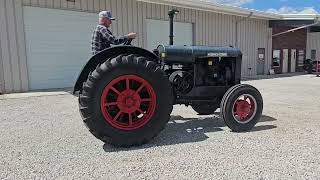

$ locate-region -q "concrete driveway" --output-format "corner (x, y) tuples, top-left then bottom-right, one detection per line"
(0, 75), (320, 179)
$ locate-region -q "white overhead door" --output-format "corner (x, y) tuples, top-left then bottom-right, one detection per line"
(24, 7), (97, 90)
(146, 19), (193, 51)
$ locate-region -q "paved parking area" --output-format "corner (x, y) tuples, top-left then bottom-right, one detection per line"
(1, 75), (320, 179)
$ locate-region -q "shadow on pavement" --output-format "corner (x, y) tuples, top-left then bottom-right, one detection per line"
(103, 115), (277, 152)
(241, 72), (306, 81)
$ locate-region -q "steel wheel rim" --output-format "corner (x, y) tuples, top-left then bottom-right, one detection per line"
(100, 75), (157, 130)
(232, 94), (257, 124)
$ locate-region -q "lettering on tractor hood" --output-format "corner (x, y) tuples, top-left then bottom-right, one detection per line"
(208, 53), (228, 57)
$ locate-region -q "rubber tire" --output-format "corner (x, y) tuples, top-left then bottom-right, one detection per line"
(220, 84), (245, 113)
(79, 54), (173, 147)
(191, 102), (219, 115)
(220, 84), (263, 132)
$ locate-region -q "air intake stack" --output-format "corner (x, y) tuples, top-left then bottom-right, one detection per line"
(168, 9), (179, 45)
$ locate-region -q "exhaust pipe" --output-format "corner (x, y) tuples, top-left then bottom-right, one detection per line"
(168, 10), (179, 45)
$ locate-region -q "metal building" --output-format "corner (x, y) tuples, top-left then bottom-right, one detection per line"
(307, 29), (320, 60)
(0, 0), (318, 94)
(269, 15), (320, 73)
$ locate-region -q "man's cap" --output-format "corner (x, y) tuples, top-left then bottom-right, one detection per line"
(99, 11), (115, 20)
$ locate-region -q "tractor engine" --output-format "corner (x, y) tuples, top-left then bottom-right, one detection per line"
(157, 45), (242, 103)
(194, 58), (233, 87)
(166, 60), (232, 95)
(169, 70), (194, 95)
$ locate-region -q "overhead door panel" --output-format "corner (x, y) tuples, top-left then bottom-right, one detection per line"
(24, 7), (97, 90)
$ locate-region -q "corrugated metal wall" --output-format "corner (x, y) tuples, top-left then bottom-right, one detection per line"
(307, 32), (320, 60)
(0, 0), (272, 93)
(0, 0), (29, 93)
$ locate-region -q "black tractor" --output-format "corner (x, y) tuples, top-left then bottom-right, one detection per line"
(74, 10), (263, 147)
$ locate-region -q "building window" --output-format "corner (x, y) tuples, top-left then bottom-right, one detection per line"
(273, 50), (281, 67)
(298, 50), (305, 66)
(311, 50), (317, 60)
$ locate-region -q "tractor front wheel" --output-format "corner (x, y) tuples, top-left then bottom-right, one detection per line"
(220, 84), (263, 132)
(79, 54), (173, 147)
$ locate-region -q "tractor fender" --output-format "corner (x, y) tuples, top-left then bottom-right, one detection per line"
(73, 46), (159, 94)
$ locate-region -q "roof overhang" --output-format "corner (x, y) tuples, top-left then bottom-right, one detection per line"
(136, 0), (282, 20)
(281, 14), (320, 20)
(269, 20), (316, 28)
(137, 0), (320, 26)
(269, 15), (320, 32)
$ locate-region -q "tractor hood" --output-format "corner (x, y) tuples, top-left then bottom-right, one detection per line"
(157, 45), (242, 63)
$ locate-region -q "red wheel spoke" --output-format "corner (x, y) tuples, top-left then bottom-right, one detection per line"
(141, 98), (151, 102)
(128, 113), (133, 126)
(106, 102), (118, 106)
(113, 111), (122, 121)
(136, 83), (145, 93)
(126, 78), (130, 90)
(110, 86), (120, 95)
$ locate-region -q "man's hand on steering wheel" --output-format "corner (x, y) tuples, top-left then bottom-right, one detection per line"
(127, 32), (136, 39)
(123, 39), (133, 45)
(124, 32), (137, 45)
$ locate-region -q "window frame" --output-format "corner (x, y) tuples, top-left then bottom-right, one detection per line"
(272, 49), (281, 67)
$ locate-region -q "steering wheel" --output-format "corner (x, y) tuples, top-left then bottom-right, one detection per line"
(123, 38), (133, 46)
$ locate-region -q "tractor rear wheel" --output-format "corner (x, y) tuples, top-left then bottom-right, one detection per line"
(79, 54), (173, 147)
(191, 102), (219, 115)
(220, 84), (263, 132)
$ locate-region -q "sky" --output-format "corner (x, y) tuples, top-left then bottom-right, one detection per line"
(209, 0), (320, 14)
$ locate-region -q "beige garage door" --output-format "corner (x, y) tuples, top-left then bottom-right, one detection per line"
(24, 6), (97, 90)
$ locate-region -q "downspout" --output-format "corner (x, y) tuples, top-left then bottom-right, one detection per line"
(235, 12), (253, 47)
(235, 12), (253, 76)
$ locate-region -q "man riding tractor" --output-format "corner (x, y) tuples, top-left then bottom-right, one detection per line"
(76, 10), (264, 147)
(91, 11), (137, 55)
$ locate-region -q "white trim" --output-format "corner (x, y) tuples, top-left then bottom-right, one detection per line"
(136, 0), (282, 20)
(282, 14), (320, 20)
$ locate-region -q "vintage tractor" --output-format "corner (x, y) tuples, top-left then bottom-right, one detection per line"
(74, 10), (263, 147)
